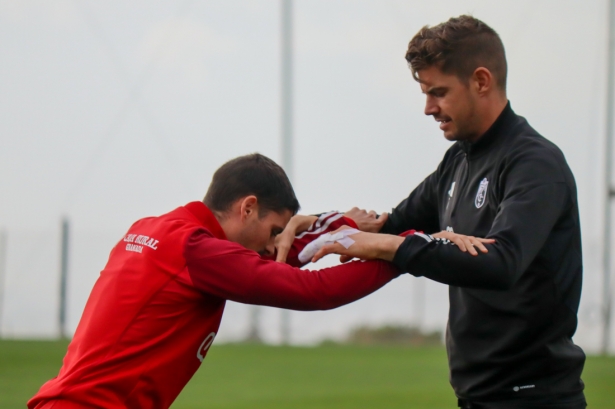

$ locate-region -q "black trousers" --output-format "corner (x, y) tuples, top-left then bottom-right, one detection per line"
(457, 392), (587, 409)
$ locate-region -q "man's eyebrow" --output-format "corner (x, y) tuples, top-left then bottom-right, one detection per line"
(425, 86), (447, 95)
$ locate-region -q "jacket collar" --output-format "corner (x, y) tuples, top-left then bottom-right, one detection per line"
(184, 201), (227, 240)
(460, 101), (516, 158)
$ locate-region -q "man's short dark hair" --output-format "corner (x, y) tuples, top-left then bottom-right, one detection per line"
(405, 15), (507, 90)
(203, 153), (300, 216)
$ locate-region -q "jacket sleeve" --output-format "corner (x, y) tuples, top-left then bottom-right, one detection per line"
(185, 230), (399, 310)
(263, 212), (358, 268)
(392, 147), (571, 290)
(381, 171), (441, 235)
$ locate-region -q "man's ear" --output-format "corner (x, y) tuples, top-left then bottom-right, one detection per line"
(239, 195), (259, 222)
(472, 67), (493, 96)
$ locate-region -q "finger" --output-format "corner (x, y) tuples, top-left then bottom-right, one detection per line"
(344, 207), (359, 218)
(339, 255), (353, 263)
(464, 237), (478, 256)
(432, 230), (451, 239)
(376, 212), (389, 227)
(368, 210), (377, 217)
(312, 244), (339, 262)
(476, 238), (496, 243)
(275, 245), (291, 263)
(471, 239), (489, 254)
(450, 237), (467, 252)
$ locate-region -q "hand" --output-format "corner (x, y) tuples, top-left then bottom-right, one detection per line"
(312, 226), (404, 263)
(344, 207), (388, 233)
(275, 215), (318, 263)
(432, 231), (495, 256)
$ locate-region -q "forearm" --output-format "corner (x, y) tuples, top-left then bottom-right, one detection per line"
(374, 234), (406, 261)
(311, 229), (512, 289)
(230, 259), (399, 310)
(392, 235), (516, 290)
(192, 255), (399, 311)
(288, 214), (318, 233)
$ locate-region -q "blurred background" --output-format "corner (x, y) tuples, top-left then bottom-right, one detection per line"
(0, 0), (613, 354)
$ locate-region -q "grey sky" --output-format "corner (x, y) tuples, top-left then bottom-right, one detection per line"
(0, 0), (612, 352)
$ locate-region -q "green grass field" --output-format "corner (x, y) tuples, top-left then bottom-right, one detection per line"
(1, 340), (613, 408)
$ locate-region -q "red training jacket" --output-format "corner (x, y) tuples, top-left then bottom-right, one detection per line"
(28, 202), (398, 409)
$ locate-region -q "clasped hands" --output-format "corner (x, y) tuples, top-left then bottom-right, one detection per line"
(275, 207), (495, 264)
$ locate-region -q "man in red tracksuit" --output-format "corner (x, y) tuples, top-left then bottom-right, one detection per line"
(28, 153), (399, 409)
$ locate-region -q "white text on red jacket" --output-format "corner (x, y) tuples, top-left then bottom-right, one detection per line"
(123, 234), (159, 253)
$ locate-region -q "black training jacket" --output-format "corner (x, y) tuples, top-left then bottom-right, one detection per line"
(382, 102), (585, 403)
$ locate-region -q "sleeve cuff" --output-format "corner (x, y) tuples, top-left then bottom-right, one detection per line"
(391, 235), (419, 276)
(342, 216), (358, 229)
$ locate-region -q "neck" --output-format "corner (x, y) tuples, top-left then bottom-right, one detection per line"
(211, 210), (235, 240)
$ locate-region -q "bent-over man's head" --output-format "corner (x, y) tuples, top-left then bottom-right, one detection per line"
(203, 153), (299, 255)
(406, 15), (508, 142)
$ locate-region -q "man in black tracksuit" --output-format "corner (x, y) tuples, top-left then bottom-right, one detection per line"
(381, 101), (586, 408)
(308, 15), (586, 409)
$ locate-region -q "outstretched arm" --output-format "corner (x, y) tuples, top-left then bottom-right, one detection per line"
(185, 229), (400, 311)
(389, 147), (573, 290)
(311, 228), (497, 289)
(312, 228), (493, 261)
(311, 157), (570, 290)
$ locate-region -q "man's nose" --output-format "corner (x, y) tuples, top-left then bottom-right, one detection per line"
(424, 97), (439, 116)
(265, 240), (276, 257)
